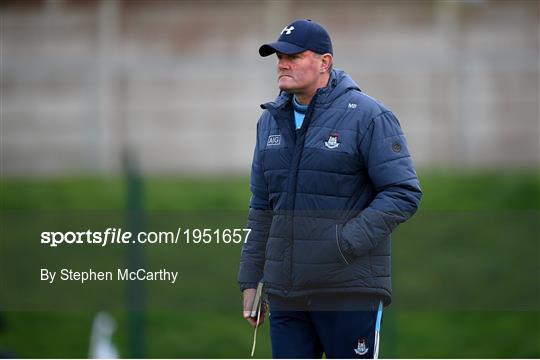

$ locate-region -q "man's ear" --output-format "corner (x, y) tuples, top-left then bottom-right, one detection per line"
(320, 53), (333, 73)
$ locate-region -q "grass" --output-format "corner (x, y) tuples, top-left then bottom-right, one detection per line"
(0, 170), (538, 358)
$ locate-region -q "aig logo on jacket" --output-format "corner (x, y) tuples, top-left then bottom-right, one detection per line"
(324, 132), (340, 149)
(267, 135), (281, 146)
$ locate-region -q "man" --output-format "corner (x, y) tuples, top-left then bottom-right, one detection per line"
(238, 19), (422, 358)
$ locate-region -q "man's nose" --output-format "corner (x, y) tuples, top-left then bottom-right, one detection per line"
(278, 57), (290, 70)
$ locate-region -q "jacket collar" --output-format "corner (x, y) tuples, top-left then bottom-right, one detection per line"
(260, 68), (361, 111)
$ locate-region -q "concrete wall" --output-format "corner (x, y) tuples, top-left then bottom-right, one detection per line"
(2, 0), (539, 176)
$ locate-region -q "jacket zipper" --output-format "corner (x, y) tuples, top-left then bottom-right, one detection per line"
(286, 93), (319, 291)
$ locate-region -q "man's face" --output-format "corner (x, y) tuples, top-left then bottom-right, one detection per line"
(276, 50), (322, 93)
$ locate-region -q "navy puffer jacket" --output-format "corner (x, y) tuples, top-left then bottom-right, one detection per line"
(238, 69), (422, 306)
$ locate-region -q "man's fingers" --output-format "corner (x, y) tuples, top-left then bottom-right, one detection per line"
(245, 317), (257, 327)
(242, 288), (256, 312)
(245, 314), (266, 328)
(242, 289), (267, 327)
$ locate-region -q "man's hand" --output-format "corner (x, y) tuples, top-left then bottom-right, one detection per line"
(242, 288), (267, 328)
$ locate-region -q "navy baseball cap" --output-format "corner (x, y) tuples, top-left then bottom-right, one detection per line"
(259, 19), (333, 57)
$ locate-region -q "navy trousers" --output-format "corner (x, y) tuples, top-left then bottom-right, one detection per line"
(268, 294), (383, 359)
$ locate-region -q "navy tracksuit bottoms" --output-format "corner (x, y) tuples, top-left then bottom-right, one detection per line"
(268, 293), (383, 359)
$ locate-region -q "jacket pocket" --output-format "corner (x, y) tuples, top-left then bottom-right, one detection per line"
(336, 224), (353, 265)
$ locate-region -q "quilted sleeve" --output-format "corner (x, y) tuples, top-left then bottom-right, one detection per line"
(237, 120), (272, 290)
(339, 111), (423, 260)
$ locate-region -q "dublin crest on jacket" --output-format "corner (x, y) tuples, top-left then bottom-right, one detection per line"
(324, 132), (340, 149)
